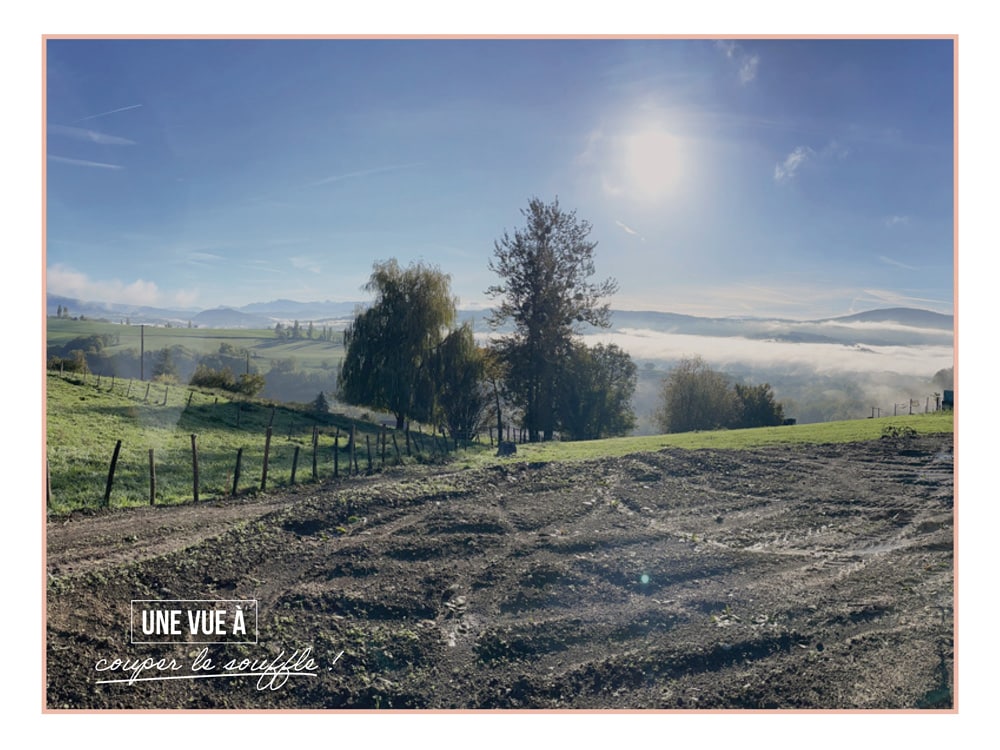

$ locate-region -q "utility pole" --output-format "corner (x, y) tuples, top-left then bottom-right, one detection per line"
(140, 324), (145, 381)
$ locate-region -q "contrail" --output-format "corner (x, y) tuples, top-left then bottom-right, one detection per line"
(75, 103), (143, 123)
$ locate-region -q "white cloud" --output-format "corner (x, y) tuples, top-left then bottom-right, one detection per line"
(311, 163), (420, 187)
(187, 251), (225, 266)
(739, 54), (760, 84)
(74, 103), (143, 123)
(884, 215), (912, 228)
(861, 288), (951, 310)
(715, 40), (759, 84)
(582, 328), (953, 377)
(615, 219), (643, 238)
(290, 256), (322, 274)
(47, 154), (122, 170)
(47, 264), (162, 306)
(773, 146), (813, 182)
(878, 255), (919, 271)
(48, 124), (135, 146)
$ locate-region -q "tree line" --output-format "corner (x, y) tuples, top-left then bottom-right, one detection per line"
(337, 198), (638, 444)
(336, 197), (787, 444)
(654, 355), (785, 433)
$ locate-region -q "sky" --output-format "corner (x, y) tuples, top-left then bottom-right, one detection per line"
(44, 37), (955, 320)
(12, 4), (996, 743)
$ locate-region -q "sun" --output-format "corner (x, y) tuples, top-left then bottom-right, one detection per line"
(620, 126), (683, 203)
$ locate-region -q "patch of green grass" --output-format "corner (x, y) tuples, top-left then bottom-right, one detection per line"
(453, 411), (954, 468)
(45, 373), (395, 514)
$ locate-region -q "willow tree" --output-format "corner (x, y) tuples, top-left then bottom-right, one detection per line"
(339, 259), (456, 429)
(486, 197), (618, 441)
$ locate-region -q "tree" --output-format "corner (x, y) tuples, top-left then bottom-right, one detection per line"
(655, 356), (737, 433)
(309, 391), (330, 416)
(339, 259), (456, 429)
(486, 197), (618, 441)
(237, 372), (266, 397)
(152, 347), (179, 383)
(932, 367), (954, 390)
(434, 324), (491, 443)
(558, 342), (637, 440)
(733, 382), (784, 428)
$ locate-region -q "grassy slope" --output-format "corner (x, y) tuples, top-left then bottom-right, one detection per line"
(45, 373), (411, 513)
(46, 365), (954, 514)
(453, 411), (954, 469)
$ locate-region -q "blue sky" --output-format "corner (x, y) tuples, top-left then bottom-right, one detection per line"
(45, 38), (955, 319)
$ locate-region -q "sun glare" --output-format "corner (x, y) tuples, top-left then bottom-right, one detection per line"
(621, 127), (683, 203)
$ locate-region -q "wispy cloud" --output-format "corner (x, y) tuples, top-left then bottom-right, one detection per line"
(878, 255), (919, 271)
(290, 256), (322, 274)
(311, 162), (421, 187)
(48, 124), (135, 146)
(615, 219), (644, 240)
(774, 146), (813, 182)
(47, 154), (122, 170)
(861, 288), (951, 310)
(884, 215), (912, 228)
(715, 40), (759, 84)
(774, 141), (849, 183)
(74, 103), (143, 123)
(187, 252), (225, 266)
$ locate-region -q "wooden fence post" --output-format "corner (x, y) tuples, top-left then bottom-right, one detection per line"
(366, 435), (373, 475)
(148, 448), (156, 505)
(380, 425), (387, 468)
(350, 425), (357, 475)
(104, 439), (122, 507)
(261, 426), (273, 491)
(334, 431), (340, 478)
(110, 374), (116, 391)
(191, 434), (200, 502)
(126, 380), (132, 398)
(291, 445), (300, 485)
(232, 448), (243, 496)
(187, 390), (194, 407)
(46, 459), (52, 510)
(144, 382), (151, 403)
(312, 426), (319, 480)
(163, 384), (169, 406)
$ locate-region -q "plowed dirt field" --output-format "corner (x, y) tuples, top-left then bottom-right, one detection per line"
(45, 435), (954, 710)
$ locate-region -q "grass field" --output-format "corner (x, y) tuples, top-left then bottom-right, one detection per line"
(450, 410), (954, 470)
(46, 318), (346, 374)
(44, 372), (444, 514)
(45, 365), (954, 514)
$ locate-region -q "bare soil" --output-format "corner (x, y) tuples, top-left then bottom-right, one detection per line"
(45, 435), (954, 710)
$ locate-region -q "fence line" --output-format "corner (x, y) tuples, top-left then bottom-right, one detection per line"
(47, 371), (480, 510)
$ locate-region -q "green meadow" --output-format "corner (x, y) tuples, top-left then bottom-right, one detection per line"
(46, 364), (954, 515)
(44, 372), (433, 514)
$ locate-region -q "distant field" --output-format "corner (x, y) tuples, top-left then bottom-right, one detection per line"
(46, 318), (346, 374)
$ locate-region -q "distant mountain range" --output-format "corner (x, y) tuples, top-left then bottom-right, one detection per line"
(45, 293), (954, 349)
